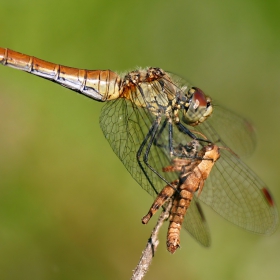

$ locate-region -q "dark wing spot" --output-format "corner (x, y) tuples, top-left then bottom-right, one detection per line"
(262, 187), (274, 206)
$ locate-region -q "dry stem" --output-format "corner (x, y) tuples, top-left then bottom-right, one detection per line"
(131, 200), (172, 280)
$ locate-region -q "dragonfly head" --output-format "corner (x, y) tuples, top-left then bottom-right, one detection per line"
(182, 87), (213, 126)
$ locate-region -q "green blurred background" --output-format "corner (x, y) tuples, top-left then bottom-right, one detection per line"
(0, 0), (280, 279)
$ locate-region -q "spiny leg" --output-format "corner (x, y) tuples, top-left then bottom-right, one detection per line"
(176, 122), (211, 144)
(136, 114), (162, 194)
(137, 112), (179, 191)
(142, 180), (179, 224)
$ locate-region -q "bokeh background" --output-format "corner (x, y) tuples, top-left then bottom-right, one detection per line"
(0, 0), (280, 279)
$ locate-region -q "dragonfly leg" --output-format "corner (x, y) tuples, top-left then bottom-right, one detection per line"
(176, 122), (212, 144)
(136, 115), (162, 194)
(152, 117), (168, 149)
(137, 114), (179, 193)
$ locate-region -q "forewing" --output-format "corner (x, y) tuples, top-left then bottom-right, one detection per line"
(195, 106), (257, 158)
(100, 97), (176, 197)
(199, 148), (278, 234)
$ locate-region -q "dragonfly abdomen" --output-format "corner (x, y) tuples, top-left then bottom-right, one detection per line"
(0, 48), (121, 101)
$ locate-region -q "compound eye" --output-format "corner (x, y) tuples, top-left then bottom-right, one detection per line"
(191, 87), (208, 108)
(183, 87), (213, 126)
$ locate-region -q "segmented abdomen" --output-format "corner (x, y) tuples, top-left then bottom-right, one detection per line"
(0, 48), (121, 101)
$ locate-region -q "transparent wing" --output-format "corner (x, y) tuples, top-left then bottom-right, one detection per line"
(195, 105), (257, 157)
(100, 97), (174, 196)
(183, 199), (210, 246)
(199, 148), (278, 234)
(100, 97), (211, 246)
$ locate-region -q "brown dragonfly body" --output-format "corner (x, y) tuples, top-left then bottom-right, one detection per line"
(142, 143), (220, 253)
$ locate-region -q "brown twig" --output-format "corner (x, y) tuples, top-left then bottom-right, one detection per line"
(131, 200), (172, 280)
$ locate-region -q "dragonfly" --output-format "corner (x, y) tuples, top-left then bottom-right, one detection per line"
(0, 48), (278, 248)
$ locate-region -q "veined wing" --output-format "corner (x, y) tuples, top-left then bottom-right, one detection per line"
(100, 97), (210, 245)
(183, 199), (210, 246)
(199, 148), (278, 234)
(194, 105), (256, 158)
(100, 97), (174, 196)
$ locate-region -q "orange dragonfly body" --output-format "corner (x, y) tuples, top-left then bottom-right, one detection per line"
(0, 48), (278, 249)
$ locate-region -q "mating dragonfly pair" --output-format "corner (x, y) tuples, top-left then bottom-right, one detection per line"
(0, 48), (278, 253)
